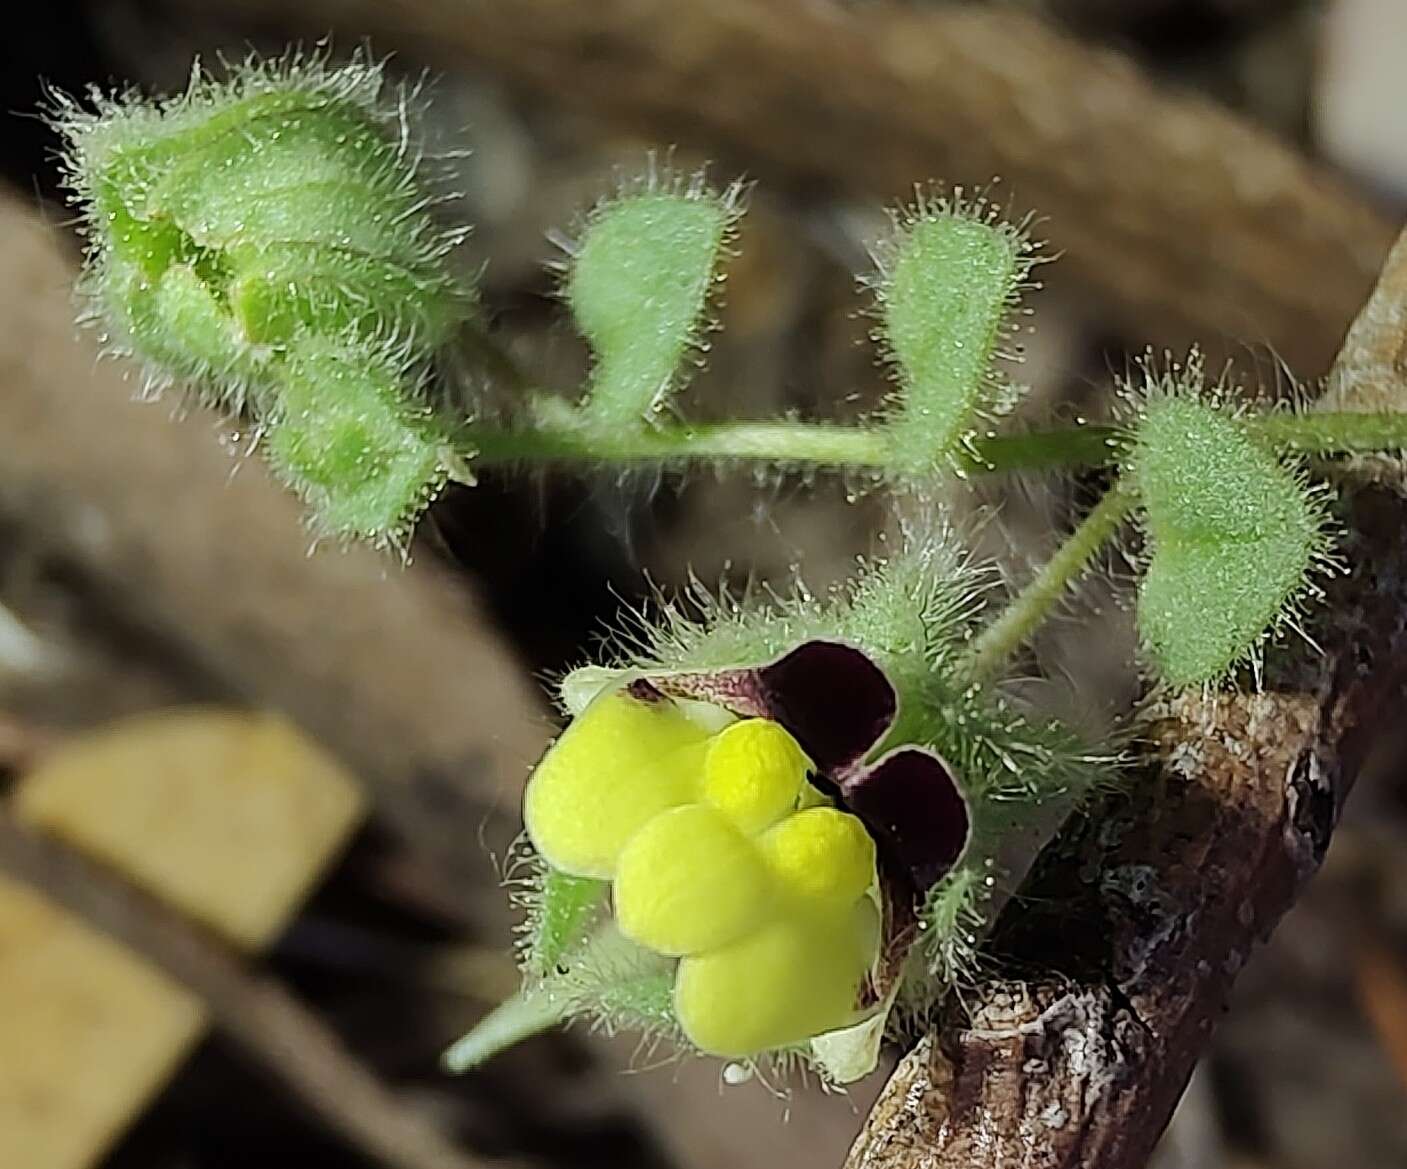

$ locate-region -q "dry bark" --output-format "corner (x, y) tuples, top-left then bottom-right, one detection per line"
(843, 232), (1407, 1168)
(183, 0), (1393, 373)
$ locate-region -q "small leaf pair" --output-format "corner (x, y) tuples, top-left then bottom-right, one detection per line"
(564, 178), (1037, 478)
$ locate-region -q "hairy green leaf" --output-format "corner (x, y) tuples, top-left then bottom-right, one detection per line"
(874, 196), (1031, 476)
(568, 181), (737, 428)
(1133, 392), (1329, 686)
(264, 338), (448, 545)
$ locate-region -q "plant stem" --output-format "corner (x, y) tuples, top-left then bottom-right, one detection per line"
(961, 480), (1137, 681)
(452, 405), (1407, 673)
(460, 408), (1407, 479)
(461, 409), (1120, 475)
(463, 416), (892, 466)
(1250, 410), (1407, 455)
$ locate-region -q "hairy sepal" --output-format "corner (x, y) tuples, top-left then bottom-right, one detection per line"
(263, 336), (450, 546)
(521, 863), (609, 979)
(55, 51), (469, 396)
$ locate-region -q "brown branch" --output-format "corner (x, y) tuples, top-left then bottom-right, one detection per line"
(0, 811), (504, 1169)
(183, 0), (1392, 373)
(842, 233), (1407, 1167)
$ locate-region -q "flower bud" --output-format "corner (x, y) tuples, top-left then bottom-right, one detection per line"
(57, 56), (470, 401)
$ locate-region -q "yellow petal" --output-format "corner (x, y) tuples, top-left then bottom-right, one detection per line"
(674, 899), (879, 1058)
(614, 804), (773, 956)
(523, 689), (709, 878)
(758, 807), (876, 905)
(700, 718), (809, 834)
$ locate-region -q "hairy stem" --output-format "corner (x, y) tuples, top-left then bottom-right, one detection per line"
(961, 480), (1137, 680)
(453, 404), (1407, 674)
(461, 408), (1119, 474)
(460, 407), (1407, 479)
(1251, 410), (1407, 454)
(441, 988), (566, 1073)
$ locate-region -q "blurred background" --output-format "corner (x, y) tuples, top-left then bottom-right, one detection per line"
(0, 1), (1405, 1167)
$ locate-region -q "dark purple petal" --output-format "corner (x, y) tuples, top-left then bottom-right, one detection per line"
(840, 747), (970, 894)
(757, 642), (897, 779)
(656, 640), (897, 777)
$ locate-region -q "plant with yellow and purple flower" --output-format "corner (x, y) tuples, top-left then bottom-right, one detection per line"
(444, 535), (1106, 1083)
(51, 46), (1407, 1094)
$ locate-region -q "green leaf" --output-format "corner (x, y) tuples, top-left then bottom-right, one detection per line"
(1132, 392), (1328, 686)
(875, 197), (1031, 476)
(567, 182), (736, 429)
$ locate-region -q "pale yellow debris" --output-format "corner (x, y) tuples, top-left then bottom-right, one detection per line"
(0, 707), (364, 1169)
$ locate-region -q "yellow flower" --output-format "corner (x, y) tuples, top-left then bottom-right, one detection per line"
(700, 718), (808, 833)
(522, 682), (881, 1057)
(523, 687), (710, 878)
(675, 898), (879, 1058)
(614, 804), (774, 955)
(673, 805), (879, 1056)
(757, 807), (875, 905)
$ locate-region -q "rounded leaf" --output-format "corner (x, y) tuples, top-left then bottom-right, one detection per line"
(567, 182), (736, 427)
(1132, 392), (1328, 686)
(875, 197), (1032, 476)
